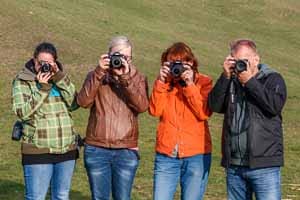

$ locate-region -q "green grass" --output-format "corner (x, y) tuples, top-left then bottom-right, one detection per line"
(1, 0), (300, 199)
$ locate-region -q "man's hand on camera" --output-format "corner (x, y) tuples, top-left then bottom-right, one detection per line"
(223, 55), (235, 79)
(112, 57), (130, 76)
(237, 67), (253, 85)
(158, 63), (170, 83)
(37, 71), (52, 84)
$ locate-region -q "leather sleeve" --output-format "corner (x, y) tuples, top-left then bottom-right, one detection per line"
(118, 69), (149, 113)
(76, 67), (106, 108)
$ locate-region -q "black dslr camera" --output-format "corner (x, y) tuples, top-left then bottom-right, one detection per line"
(234, 59), (248, 73)
(109, 52), (123, 69)
(11, 121), (23, 141)
(170, 61), (186, 78)
(40, 62), (52, 73)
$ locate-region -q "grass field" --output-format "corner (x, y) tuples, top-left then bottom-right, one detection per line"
(0, 0), (300, 199)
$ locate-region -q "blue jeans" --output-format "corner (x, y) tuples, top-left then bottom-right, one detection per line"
(226, 166), (281, 200)
(153, 153), (211, 200)
(84, 144), (139, 200)
(23, 160), (75, 200)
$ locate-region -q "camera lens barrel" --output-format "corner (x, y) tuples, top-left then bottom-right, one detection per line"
(109, 52), (123, 69)
(170, 61), (185, 77)
(41, 63), (51, 73)
(235, 60), (247, 73)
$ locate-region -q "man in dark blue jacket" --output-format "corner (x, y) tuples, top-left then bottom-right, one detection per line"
(209, 39), (287, 200)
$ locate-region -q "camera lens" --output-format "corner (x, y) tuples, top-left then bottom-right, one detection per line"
(235, 60), (247, 73)
(110, 53), (123, 69)
(170, 61), (184, 78)
(41, 63), (51, 73)
(112, 59), (121, 67)
(173, 68), (180, 75)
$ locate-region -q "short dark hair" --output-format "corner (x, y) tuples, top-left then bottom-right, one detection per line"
(33, 42), (57, 60)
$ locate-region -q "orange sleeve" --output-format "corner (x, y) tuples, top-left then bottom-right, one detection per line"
(182, 77), (213, 121)
(148, 79), (170, 117)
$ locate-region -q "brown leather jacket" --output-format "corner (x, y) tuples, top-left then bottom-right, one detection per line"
(77, 65), (149, 148)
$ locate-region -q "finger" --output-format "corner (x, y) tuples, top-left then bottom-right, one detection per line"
(161, 72), (169, 78)
(163, 62), (169, 66)
(37, 71), (42, 78)
(162, 68), (170, 73)
(103, 60), (110, 66)
(162, 66), (170, 71)
(101, 54), (109, 59)
(183, 64), (192, 70)
(42, 73), (52, 80)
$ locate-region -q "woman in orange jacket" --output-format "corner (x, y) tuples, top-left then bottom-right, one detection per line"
(149, 42), (213, 200)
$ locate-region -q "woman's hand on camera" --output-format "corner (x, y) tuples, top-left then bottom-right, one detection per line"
(158, 63), (170, 83)
(181, 64), (194, 86)
(98, 54), (110, 70)
(37, 71), (52, 84)
(50, 62), (59, 74)
(223, 55), (235, 79)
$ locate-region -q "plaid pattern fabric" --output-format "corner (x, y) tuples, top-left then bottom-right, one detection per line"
(12, 73), (77, 154)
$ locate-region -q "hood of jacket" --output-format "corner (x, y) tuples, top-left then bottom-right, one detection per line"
(256, 63), (276, 80)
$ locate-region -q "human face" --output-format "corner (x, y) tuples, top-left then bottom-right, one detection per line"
(110, 45), (132, 64)
(231, 46), (260, 75)
(34, 52), (55, 72)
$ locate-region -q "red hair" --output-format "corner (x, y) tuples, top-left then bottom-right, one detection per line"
(161, 42), (198, 72)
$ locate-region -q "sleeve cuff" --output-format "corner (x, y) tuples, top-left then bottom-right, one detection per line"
(51, 71), (66, 83)
(244, 77), (259, 95)
(94, 66), (106, 80)
(118, 72), (131, 87)
(39, 83), (52, 92)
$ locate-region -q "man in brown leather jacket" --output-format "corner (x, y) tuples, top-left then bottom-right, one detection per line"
(77, 36), (149, 200)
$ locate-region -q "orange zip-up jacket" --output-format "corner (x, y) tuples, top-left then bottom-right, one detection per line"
(149, 73), (213, 158)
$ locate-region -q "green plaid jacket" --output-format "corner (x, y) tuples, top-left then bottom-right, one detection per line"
(12, 66), (77, 154)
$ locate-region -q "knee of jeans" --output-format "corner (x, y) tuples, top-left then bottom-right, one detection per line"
(52, 191), (69, 200)
(25, 194), (44, 200)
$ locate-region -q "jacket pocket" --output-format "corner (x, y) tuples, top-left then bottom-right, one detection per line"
(251, 117), (283, 157)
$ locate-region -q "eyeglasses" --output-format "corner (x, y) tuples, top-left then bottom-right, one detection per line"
(123, 55), (132, 62)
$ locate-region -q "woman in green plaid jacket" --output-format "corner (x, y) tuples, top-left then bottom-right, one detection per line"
(12, 42), (78, 200)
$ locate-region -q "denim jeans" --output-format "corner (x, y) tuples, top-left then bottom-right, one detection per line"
(84, 144), (139, 200)
(153, 153), (211, 200)
(23, 160), (75, 200)
(226, 166), (281, 200)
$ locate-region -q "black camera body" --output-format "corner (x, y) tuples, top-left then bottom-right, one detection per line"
(109, 52), (123, 69)
(40, 62), (52, 73)
(11, 121), (23, 141)
(234, 59), (248, 73)
(75, 134), (85, 147)
(170, 61), (186, 78)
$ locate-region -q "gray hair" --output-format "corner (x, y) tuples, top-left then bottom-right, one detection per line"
(108, 36), (132, 53)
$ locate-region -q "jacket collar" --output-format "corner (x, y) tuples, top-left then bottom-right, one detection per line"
(16, 59), (37, 81)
